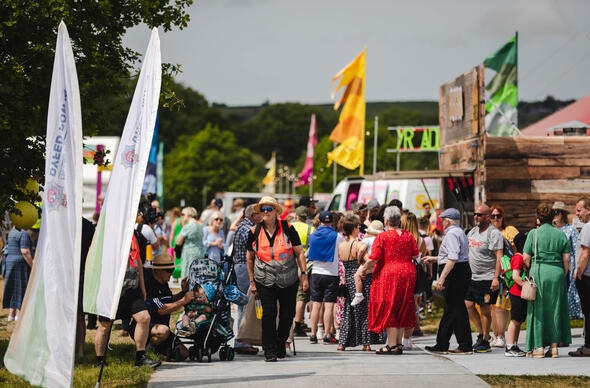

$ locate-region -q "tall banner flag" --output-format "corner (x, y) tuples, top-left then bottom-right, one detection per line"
(296, 114), (317, 187)
(327, 48), (366, 173)
(263, 152), (276, 194)
(157, 141), (164, 207)
(142, 112), (159, 195)
(4, 21), (83, 387)
(484, 33), (519, 136)
(83, 28), (161, 318)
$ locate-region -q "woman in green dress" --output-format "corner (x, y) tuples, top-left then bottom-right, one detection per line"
(175, 207), (206, 279)
(523, 203), (571, 357)
(169, 207), (184, 279)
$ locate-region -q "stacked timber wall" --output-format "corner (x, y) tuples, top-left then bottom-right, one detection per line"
(484, 136), (590, 231)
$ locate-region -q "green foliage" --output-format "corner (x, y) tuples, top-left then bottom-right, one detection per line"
(232, 103), (338, 165)
(0, 0), (193, 217)
(164, 125), (263, 208)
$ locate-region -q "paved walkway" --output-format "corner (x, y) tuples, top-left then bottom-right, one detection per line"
(148, 338), (489, 388)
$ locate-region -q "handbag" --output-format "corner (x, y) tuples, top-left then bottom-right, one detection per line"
(520, 230), (537, 301)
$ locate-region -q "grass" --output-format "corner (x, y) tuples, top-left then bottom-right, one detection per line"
(479, 375), (590, 388)
(0, 314), (156, 387)
(0, 279), (189, 387)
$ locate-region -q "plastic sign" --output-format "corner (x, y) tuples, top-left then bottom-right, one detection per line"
(394, 127), (440, 151)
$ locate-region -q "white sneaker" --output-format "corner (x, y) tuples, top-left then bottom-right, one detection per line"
(7, 316), (14, 322)
(491, 336), (505, 348)
(402, 338), (413, 350)
(350, 294), (365, 306)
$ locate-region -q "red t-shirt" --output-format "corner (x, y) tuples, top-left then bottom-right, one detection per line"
(509, 253), (525, 297)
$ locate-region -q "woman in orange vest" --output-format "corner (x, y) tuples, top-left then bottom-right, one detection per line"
(246, 196), (309, 362)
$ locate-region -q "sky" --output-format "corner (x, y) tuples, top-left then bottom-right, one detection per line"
(124, 0), (590, 106)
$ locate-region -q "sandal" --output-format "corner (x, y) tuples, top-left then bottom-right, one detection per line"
(337, 345), (345, 351)
(375, 344), (402, 355)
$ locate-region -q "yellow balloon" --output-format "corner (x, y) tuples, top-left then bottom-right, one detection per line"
(10, 201), (38, 230)
(16, 178), (40, 196)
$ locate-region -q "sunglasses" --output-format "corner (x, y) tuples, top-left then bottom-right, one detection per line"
(260, 206), (274, 213)
(214, 218), (223, 221)
(474, 213), (486, 217)
(165, 268), (174, 274)
(490, 214), (502, 219)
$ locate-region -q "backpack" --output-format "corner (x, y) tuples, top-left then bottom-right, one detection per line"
(500, 254), (526, 289)
(122, 233), (141, 292)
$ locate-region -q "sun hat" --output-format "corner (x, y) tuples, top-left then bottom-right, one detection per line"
(439, 208), (460, 220)
(201, 283), (217, 303)
(152, 253), (178, 269)
(366, 220), (384, 236)
(254, 196), (284, 214)
(552, 201), (568, 212)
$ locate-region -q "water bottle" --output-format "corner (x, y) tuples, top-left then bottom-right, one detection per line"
(255, 295), (263, 320)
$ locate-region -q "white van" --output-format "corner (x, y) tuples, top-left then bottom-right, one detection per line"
(326, 170), (474, 216)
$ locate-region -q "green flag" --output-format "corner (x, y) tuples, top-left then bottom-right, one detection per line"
(484, 34), (519, 136)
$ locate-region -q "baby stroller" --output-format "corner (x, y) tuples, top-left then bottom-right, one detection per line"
(171, 255), (248, 362)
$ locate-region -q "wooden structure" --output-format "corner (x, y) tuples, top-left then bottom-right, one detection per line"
(439, 66), (590, 230)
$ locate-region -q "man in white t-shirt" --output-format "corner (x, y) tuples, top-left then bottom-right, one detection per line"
(136, 209), (160, 257)
(307, 211), (343, 344)
(570, 197), (590, 357)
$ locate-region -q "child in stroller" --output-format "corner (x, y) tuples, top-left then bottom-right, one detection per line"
(176, 282), (216, 337)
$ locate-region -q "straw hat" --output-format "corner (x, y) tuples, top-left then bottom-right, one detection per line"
(552, 201), (568, 212)
(254, 196), (284, 214)
(152, 253), (178, 270)
(366, 220), (384, 236)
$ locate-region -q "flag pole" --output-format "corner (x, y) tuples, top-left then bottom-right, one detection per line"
(95, 321), (114, 388)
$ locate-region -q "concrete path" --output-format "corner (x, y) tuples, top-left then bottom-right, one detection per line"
(412, 328), (589, 376)
(148, 338), (489, 388)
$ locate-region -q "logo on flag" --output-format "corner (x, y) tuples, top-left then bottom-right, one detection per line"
(122, 145), (138, 167)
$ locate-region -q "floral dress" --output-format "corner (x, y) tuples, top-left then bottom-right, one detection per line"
(560, 223), (583, 319)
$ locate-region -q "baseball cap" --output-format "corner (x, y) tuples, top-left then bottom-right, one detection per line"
(439, 208), (460, 220)
(319, 210), (333, 224)
(214, 198), (223, 208)
(295, 206), (308, 220)
(299, 196), (317, 207)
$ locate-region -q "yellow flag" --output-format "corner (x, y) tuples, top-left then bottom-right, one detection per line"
(262, 152), (276, 190)
(329, 48), (366, 144)
(327, 136), (363, 170)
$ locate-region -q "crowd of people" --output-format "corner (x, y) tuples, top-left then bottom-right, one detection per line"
(2, 193), (590, 368)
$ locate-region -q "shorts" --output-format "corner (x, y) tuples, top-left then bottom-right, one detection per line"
(494, 289), (512, 310)
(98, 288), (147, 322)
(508, 293), (527, 323)
(465, 279), (498, 305)
(296, 281), (311, 303)
(310, 273), (339, 303)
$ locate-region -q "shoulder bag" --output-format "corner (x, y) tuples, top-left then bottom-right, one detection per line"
(520, 230), (537, 301)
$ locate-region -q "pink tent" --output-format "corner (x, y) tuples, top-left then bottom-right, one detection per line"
(521, 94), (590, 136)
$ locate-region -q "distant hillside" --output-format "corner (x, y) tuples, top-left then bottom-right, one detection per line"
(214, 101), (439, 123)
(214, 97), (575, 129)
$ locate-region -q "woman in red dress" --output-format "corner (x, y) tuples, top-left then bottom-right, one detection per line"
(357, 205), (418, 355)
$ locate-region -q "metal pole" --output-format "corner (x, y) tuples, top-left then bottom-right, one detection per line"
(332, 143), (337, 190)
(202, 185), (207, 210)
(396, 150), (400, 171)
(373, 116), (378, 175)
(310, 175), (313, 197)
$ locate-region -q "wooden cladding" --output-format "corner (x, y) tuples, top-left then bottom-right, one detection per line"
(439, 65), (485, 146)
(484, 136), (590, 231)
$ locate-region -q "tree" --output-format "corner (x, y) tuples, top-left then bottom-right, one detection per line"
(0, 0), (193, 216)
(164, 125), (263, 209)
(233, 103), (338, 166)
